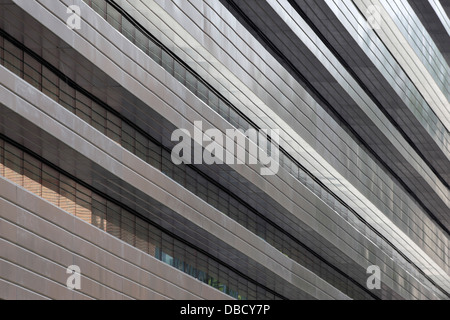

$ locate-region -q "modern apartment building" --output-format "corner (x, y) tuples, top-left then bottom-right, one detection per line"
(0, 0), (448, 300)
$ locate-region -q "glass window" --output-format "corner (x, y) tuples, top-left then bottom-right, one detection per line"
(174, 60), (186, 85)
(91, 0), (107, 18)
(208, 91), (219, 113)
(184, 167), (197, 194)
(173, 240), (185, 271)
(106, 201), (121, 239)
(23, 153), (41, 196)
(161, 233), (174, 264)
(59, 82), (76, 113)
(197, 181), (208, 202)
(171, 161), (185, 185)
(148, 140), (161, 169)
(135, 29), (149, 53)
(229, 108), (239, 128)
(23, 53), (41, 90)
(218, 100), (229, 119)
(135, 132), (147, 161)
(60, 175), (76, 215)
(149, 224), (161, 258)
(122, 122), (135, 153)
(161, 149), (173, 176)
(208, 258), (220, 288)
(185, 71), (197, 95)
(121, 210), (136, 246)
(184, 245), (197, 275)
(197, 81), (208, 104)
(4, 143), (23, 186)
(42, 164), (60, 207)
(75, 92), (92, 123)
(122, 18), (135, 43)
(162, 50), (174, 75)
(3, 39), (22, 77)
(196, 254), (208, 283)
(106, 2), (121, 31)
(92, 193), (107, 231)
(247, 282), (257, 300)
(75, 183), (92, 224)
(149, 41), (161, 65)
(91, 101), (107, 134)
(135, 219), (149, 253)
(106, 112), (121, 144)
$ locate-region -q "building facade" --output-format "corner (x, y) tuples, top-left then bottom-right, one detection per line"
(0, 0), (448, 300)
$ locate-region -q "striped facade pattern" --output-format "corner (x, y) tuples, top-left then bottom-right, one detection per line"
(0, 0), (449, 299)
